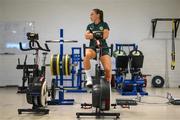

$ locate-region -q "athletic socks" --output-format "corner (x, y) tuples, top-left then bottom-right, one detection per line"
(108, 81), (112, 105)
(85, 69), (93, 87)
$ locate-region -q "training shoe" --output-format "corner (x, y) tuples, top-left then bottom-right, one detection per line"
(86, 79), (93, 88)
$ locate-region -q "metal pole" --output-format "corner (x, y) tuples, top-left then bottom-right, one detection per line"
(71, 48), (75, 87)
(60, 29), (64, 87)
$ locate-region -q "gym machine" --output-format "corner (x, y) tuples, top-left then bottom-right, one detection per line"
(151, 18), (180, 88)
(47, 29), (86, 105)
(151, 18), (180, 70)
(113, 44), (148, 96)
(17, 32), (50, 114)
(76, 31), (120, 119)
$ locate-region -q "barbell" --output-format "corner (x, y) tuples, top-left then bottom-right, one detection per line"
(46, 40), (78, 43)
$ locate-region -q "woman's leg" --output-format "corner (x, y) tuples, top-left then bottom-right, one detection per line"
(100, 55), (112, 82)
(83, 49), (96, 70)
(83, 48), (96, 87)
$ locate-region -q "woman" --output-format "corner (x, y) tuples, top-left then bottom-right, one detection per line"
(84, 8), (112, 87)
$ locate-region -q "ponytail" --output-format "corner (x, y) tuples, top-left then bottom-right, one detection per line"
(93, 8), (104, 22)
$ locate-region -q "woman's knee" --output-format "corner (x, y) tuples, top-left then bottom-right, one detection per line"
(85, 49), (96, 59)
(85, 52), (92, 59)
(104, 67), (111, 74)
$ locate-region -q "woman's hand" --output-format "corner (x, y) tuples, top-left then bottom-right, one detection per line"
(85, 31), (93, 40)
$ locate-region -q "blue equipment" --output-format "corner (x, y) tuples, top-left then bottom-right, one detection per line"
(114, 44), (148, 96)
(47, 29), (86, 105)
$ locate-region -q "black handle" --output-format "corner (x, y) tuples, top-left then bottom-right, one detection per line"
(18, 58), (20, 65)
(44, 43), (51, 51)
(110, 44), (113, 57)
(19, 42), (31, 51)
(83, 44), (86, 57)
(20, 41), (50, 52)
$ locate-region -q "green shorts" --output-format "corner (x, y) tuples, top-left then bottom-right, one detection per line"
(89, 39), (110, 57)
(89, 46), (110, 57)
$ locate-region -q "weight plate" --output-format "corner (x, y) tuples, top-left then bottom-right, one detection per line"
(63, 54), (71, 76)
(151, 76), (165, 88)
(52, 54), (57, 75)
(65, 54), (69, 76)
(56, 54), (60, 75)
(67, 54), (71, 75)
(62, 54), (66, 75)
(50, 54), (60, 75)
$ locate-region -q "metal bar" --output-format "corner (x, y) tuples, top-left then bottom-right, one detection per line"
(175, 21), (179, 38)
(60, 29), (64, 86)
(115, 44), (136, 50)
(71, 48), (75, 87)
(76, 112), (120, 118)
(152, 18), (180, 21)
(63, 79), (74, 81)
(46, 40), (78, 43)
(152, 21), (157, 38)
(151, 18), (180, 38)
(79, 48), (82, 89)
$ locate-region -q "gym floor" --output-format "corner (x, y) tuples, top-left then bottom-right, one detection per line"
(0, 87), (179, 120)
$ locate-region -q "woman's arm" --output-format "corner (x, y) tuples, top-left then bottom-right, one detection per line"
(103, 29), (109, 40)
(84, 31), (93, 40)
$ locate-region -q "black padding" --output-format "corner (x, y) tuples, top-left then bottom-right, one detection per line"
(113, 50), (129, 68)
(129, 50), (144, 68)
(116, 56), (129, 68)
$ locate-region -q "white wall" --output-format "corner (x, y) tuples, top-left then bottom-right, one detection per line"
(0, 0), (3, 19)
(0, 0), (180, 87)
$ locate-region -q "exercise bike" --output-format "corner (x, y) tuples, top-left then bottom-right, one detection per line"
(18, 32), (50, 114)
(76, 31), (120, 119)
